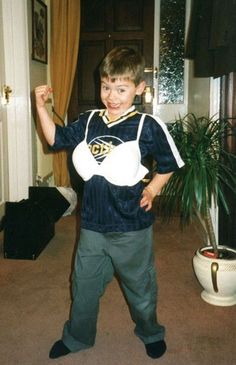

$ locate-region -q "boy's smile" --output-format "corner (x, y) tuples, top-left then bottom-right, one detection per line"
(100, 77), (145, 121)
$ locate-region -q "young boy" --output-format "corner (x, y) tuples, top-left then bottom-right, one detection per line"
(35, 47), (184, 360)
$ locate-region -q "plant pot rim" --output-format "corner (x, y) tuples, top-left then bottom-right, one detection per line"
(196, 245), (236, 262)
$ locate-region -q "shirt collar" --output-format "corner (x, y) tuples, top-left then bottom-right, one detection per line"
(99, 106), (137, 128)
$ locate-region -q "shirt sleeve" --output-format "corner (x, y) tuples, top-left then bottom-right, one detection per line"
(141, 115), (185, 174)
(50, 113), (87, 151)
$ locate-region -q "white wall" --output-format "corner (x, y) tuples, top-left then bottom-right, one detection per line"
(28, 0), (53, 184)
(187, 60), (210, 116)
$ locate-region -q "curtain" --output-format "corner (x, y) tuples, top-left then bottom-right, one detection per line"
(50, 0), (80, 186)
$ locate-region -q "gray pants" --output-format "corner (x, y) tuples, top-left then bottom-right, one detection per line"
(62, 226), (165, 352)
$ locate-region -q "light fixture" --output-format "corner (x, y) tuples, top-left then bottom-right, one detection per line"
(144, 86), (153, 103)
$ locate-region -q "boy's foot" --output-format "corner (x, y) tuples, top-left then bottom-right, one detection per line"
(49, 340), (71, 359)
(145, 340), (167, 359)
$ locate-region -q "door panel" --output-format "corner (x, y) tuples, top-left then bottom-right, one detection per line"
(68, 0), (154, 121)
(77, 40), (106, 110)
(81, 0), (106, 32)
(114, 0), (145, 32)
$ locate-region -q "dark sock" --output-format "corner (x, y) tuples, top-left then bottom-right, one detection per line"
(145, 340), (167, 359)
(49, 340), (71, 359)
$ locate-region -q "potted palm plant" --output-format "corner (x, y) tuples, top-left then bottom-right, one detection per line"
(159, 113), (236, 306)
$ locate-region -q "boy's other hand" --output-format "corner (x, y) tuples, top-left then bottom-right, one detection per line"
(140, 187), (154, 211)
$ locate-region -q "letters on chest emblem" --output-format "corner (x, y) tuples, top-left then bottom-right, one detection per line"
(88, 135), (123, 163)
(89, 141), (114, 159)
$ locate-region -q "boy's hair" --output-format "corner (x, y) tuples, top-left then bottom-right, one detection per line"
(99, 47), (145, 85)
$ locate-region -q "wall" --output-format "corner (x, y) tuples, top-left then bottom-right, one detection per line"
(187, 60), (210, 117)
(28, 0), (53, 185)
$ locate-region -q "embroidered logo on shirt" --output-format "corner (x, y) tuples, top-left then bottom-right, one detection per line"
(88, 135), (123, 163)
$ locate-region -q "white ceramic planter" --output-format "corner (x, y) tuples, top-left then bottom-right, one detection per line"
(193, 245), (236, 306)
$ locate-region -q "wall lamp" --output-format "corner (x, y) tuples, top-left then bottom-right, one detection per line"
(144, 86), (153, 103)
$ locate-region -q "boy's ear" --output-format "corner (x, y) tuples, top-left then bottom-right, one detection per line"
(135, 80), (146, 95)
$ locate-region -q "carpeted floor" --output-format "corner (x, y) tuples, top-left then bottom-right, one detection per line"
(0, 214), (235, 365)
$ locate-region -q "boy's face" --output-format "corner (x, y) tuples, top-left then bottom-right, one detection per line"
(100, 76), (145, 121)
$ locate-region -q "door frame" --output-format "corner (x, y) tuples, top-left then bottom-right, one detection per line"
(0, 0), (32, 217)
(209, 77), (221, 244)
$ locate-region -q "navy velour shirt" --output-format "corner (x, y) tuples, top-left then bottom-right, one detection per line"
(51, 109), (184, 233)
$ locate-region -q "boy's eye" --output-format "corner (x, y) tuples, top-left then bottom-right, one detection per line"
(102, 85), (110, 91)
(118, 88), (126, 93)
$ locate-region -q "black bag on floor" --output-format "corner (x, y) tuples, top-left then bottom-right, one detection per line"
(3, 199), (55, 260)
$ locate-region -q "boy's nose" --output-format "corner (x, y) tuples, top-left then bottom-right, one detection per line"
(107, 89), (116, 100)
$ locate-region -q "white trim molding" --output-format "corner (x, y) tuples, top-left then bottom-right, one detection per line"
(209, 76), (221, 244)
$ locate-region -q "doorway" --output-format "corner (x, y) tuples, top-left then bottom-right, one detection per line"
(68, 0), (155, 122)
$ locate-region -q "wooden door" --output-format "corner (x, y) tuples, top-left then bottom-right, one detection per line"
(68, 0), (154, 121)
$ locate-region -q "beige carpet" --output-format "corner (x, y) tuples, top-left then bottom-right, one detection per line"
(0, 215), (235, 365)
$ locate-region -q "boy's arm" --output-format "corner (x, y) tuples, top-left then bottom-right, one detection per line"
(140, 172), (173, 211)
(35, 85), (55, 146)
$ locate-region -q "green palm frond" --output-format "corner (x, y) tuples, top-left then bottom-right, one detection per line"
(160, 113), (236, 254)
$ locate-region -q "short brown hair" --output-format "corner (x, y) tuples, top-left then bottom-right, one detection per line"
(99, 47), (145, 85)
